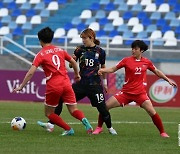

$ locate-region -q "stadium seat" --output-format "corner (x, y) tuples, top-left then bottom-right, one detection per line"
(107, 11), (119, 20)
(142, 18), (151, 26)
(103, 23), (114, 32)
(173, 4), (180, 13)
(47, 1), (58, 10)
(150, 12), (161, 20)
(4, 33), (13, 39)
(131, 4), (143, 11)
(132, 24), (144, 33)
(144, 3), (156, 12)
(29, 0), (41, 4)
(137, 12), (147, 20)
(127, 0), (138, 5)
(155, 0), (164, 6)
(96, 30), (106, 37)
(15, 15), (27, 24)
(89, 3), (100, 11)
(71, 16), (81, 26)
(164, 12), (176, 20)
(157, 3), (170, 12)
(114, 0), (125, 5)
(22, 22), (32, 30)
(77, 23), (86, 31)
(117, 24), (128, 32)
(64, 23), (73, 31)
(0, 2), (3, 8)
(122, 31), (133, 38)
(15, 0), (26, 4)
(40, 9), (50, 17)
(1, 15), (11, 23)
(34, 2), (45, 10)
(57, 0), (67, 4)
(153, 40), (164, 46)
(162, 25), (171, 33)
(110, 35), (123, 45)
(146, 24), (157, 33)
(26, 9), (36, 17)
(117, 3), (128, 11)
(127, 17), (139, 26)
(7, 2), (16, 9)
(175, 27), (180, 34)
(123, 12), (132, 20)
(30, 15), (41, 24)
(99, 18), (108, 25)
(156, 19), (166, 28)
(3, 0), (13, 3)
(99, 0), (110, 5)
(0, 8), (8, 17)
(170, 19), (180, 27)
(85, 17), (96, 25)
(95, 10), (106, 19)
(136, 31), (148, 39)
(80, 10), (92, 19)
(140, 0), (152, 6)
(164, 38), (177, 46)
(44, 0), (51, 4)
(109, 30), (119, 37)
(168, 0), (177, 6)
(54, 28), (66, 38)
(112, 17), (124, 26)
(0, 26), (9, 35)
(12, 9), (21, 17)
(163, 30), (175, 40)
(20, 2), (31, 10)
(89, 22), (100, 31)
(67, 28), (79, 38)
(12, 27), (23, 36)
(105, 3), (115, 11)
(150, 30), (162, 39)
(8, 21), (17, 29)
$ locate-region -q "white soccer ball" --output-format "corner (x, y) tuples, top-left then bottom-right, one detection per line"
(11, 117), (26, 131)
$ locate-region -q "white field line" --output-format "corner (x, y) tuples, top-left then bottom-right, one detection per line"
(1, 121), (178, 125)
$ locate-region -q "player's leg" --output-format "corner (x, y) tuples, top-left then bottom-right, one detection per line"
(141, 100), (169, 138)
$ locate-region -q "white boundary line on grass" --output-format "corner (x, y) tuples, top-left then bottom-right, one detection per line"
(1, 121), (178, 125)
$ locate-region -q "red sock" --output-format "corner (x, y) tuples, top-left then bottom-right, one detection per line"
(151, 113), (165, 134)
(97, 114), (104, 127)
(48, 113), (71, 130)
(72, 110), (85, 121)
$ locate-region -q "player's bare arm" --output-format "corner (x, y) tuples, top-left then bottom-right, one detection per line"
(152, 68), (177, 87)
(98, 66), (118, 75)
(13, 65), (37, 92)
(69, 58), (81, 82)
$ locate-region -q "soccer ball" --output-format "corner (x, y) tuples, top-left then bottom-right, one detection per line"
(11, 117), (26, 131)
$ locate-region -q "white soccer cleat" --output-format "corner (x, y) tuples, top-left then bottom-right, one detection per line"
(108, 127), (117, 135)
(37, 121), (54, 132)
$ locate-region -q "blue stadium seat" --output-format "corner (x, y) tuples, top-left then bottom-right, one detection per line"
(131, 4), (142, 11)
(0, 2), (3, 8)
(123, 12), (132, 20)
(168, 0), (178, 6)
(117, 24), (129, 32)
(109, 30), (119, 37)
(3, 0), (13, 3)
(173, 4), (180, 13)
(22, 22), (32, 30)
(155, 0), (164, 6)
(170, 19), (180, 27)
(8, 21), (17, 29)
(122, 31), (133, 38)
(26, 9), (36, 17)
(150, 12), (161, 20)
(105, 3), (115, 11)
(117, 3), (128, 11)
(34, 2), (45, 10)
(40, 9), (50, 17)
(71, 17), (81, 26)
(58, 0), (67, 4)
(96, 30), (106, 37)
(164, 12), (176, 20)
(136, 31), (148, 39)
(175, 27), (180, 34)
(99, 17), (108, 25)
(142, 18), (151, 26)
(13, 27), (23, 36)
(44, 0), (51, 4)
(146, 25), (157, 33)
(64, 23), (73, 31)
(103, 23), (114, 32)
(99, 0), (110, 5)
(162, 25), (171, 33)
(89, 3), (100, 11)
(12, 9), (21, 17)
(125, 39), (134, 45)
(1, 15), (11, 23)
(85, 17), (96, 25)
(21, 2), (31, 10)
(153, 40), (164, 46)
(156, 19), (166, 28)
(137, 12), (147, 20)
(114, 0), (125, 5)
(77, 23), (86, 31)
(95, 10), (106, 19)
(7, 2), (16, 9)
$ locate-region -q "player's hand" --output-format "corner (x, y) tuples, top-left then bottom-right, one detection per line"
(13, 86), (23, 93)
(72, 54), (77, 60)
(98, 69), (104, 76)
(103, 84), (108, 93)
(74, 74), (81, 82)
(168, 80), (177, 87)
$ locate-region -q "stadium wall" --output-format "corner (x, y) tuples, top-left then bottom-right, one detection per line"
(0, 70), (179, 107)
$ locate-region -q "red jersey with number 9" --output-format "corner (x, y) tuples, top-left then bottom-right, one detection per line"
(33, 45), (72, 91)
(116, 56), (155, 94)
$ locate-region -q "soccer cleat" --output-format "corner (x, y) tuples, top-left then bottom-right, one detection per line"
(61, 128), (74, 136)
(37, 121), (54, 132)
(92, 127), (103, 135)
(82, 118), (93, 134)
(108, 127), (117, 135)
(160, 132), (170, 138)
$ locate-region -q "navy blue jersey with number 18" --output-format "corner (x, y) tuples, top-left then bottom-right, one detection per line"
(74, 45), (106, 85)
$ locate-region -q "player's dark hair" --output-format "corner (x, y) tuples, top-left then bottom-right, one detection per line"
(131, 40), (148, 52)
(80, 28), (100, 45)
(38, 27), (54, 43)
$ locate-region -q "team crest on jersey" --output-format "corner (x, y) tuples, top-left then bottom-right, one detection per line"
(95, 53), (99, 59)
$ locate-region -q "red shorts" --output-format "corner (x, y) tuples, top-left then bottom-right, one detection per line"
(45, 85), (76, 107)
(114, 91), (150, 106)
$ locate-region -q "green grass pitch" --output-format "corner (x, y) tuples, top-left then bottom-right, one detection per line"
(0, 101), (179, 154)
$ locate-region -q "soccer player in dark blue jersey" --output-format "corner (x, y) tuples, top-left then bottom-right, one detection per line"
(38, 28), (117, 135)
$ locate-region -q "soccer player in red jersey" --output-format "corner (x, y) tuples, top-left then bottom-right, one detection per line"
(94, 40), (177, 137)
(13, 27), (93, 136)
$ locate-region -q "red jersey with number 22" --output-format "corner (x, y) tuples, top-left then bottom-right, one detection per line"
(33, 45), (72, 92)
(116, 56), (155, 94)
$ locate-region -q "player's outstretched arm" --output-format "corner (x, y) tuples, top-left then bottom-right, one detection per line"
(98, 66), (118, 75)
(69, 58), (81, 82)
(13, 65), (37, 92)
(152, 68), (177, 87)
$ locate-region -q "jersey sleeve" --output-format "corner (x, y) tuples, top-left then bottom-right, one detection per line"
(74, 46), (82, 60)
(116, 58), (126, 69)
(32, 53), (42, 67)
(147, 59), (156, 71)
(99, 48), (106, 65)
